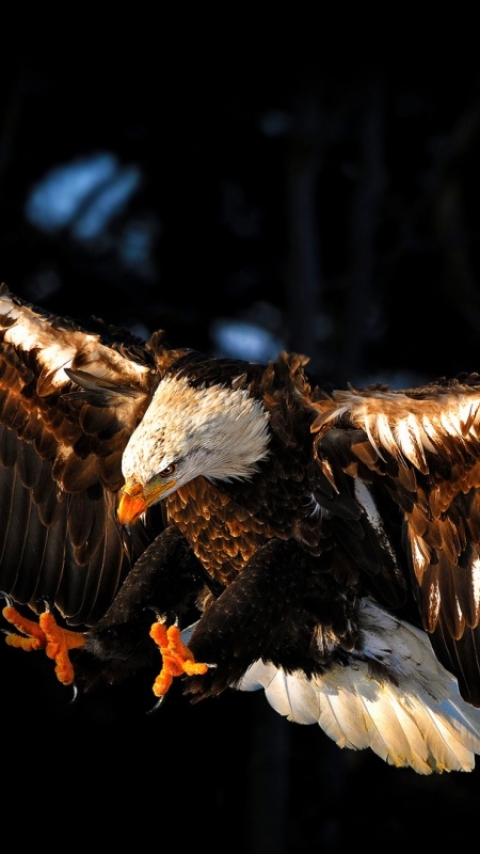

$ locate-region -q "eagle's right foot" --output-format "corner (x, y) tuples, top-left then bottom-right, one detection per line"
(2, 603), (86, 686)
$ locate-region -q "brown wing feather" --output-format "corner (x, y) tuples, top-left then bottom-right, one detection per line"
(0, 284), (180, 626)
(311, 378), (480, 703)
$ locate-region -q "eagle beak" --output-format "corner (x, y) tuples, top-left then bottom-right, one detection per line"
(117, 477), (176, 526)
(117, 482), (148, 526)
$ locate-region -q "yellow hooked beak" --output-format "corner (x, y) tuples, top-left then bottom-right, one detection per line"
(117, 476), (177, 526)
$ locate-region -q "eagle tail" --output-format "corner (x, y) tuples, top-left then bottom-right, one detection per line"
(234, 599), (480, 774)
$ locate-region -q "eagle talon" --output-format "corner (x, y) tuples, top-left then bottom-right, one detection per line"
(2, 605), (49, 649)
(69, 683), (80, 704)
(2, 604), (86, 686)
(144, 607), (169, 624)
(149, 620), (209, 699)
(146, 695), (166, 715)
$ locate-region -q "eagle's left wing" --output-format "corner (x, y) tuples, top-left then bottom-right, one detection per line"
(310, 376), (480, 707)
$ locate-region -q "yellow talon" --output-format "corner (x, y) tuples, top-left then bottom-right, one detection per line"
(150, 621), (208, 698)
(38, 611), (86, 684)
(2, 604), (85, 685)
(3, 606), (47, 650)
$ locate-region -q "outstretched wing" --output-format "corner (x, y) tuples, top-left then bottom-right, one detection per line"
(0, 284), (172, 626)
(310, 376), (480, 705)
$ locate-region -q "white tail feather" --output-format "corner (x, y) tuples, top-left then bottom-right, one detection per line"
(234, 599), (480, 774)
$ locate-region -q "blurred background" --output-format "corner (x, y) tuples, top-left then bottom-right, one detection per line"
(2, 31), (480, 853)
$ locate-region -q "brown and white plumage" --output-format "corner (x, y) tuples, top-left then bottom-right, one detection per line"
(3, 283), (480, 773)
(0, 283), (186, 625)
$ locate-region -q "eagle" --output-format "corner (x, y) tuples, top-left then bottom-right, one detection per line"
(2, 283), (480, 775)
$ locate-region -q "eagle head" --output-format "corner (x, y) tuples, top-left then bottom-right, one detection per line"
(117, 372), (270, 525)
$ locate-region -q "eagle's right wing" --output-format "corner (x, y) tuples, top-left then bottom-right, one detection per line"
(0, 285), (175, 626)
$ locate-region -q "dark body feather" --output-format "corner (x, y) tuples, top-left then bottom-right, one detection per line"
(4, 284), (480, 772)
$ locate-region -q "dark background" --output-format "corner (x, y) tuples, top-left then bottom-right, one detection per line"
(2, 33), (480, 853)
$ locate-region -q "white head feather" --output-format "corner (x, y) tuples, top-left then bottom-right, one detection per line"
(122, 374), (270, 496)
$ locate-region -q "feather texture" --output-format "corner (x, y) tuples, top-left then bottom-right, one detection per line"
(236, 599), (480, 773)
(4, 284), (480, 773)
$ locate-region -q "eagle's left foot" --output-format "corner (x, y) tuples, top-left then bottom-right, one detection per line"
(2, 604), (86, 685)
(149, 619), (210, 699)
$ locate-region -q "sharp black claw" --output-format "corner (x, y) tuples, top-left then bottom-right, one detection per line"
(144, 606), (169, 623)
(147, 695), (166, 715)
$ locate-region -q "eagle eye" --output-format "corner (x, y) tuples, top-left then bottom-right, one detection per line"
(160, 464), (176, 478)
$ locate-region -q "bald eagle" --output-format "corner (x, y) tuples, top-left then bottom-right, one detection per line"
(3, 284), (480, 774)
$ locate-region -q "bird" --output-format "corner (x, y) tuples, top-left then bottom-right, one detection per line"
(3, 283), (480, 774)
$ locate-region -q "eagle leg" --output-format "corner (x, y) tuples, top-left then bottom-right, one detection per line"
(149, 619), (209, 698)
(2, 604), (85, 685)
